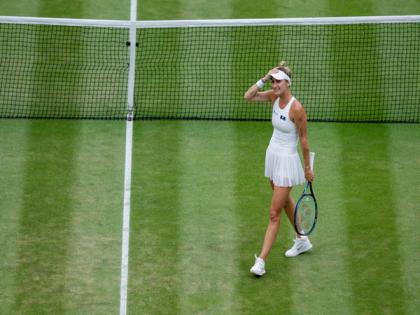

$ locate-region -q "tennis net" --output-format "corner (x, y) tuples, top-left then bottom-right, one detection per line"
(0, 18), (129, 119)
(0, 16), (419, 122)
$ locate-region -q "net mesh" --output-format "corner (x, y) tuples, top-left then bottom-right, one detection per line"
(0, 19), (419, 122)
(0, 23), (128, 119)
(135, 23), (420, 122)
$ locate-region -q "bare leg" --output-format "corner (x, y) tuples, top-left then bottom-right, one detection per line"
(283, 195), (303, 238)
(270, 182), (301, 238)
(258, 185), (292, 260)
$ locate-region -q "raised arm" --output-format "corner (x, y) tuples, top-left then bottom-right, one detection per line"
(244, 87), (273, 102)
(244, 67), (280, 102)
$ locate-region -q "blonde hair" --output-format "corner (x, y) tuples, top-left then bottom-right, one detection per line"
(276, 61), (292, 79)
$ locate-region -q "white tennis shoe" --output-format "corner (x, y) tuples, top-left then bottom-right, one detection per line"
(285, 237), (312, 257)
(250, 255), (266, 276)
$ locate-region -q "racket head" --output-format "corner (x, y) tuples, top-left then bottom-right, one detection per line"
(294, 183), (318, 236)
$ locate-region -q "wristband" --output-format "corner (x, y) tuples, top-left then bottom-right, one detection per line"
(256, 79), (265, 89)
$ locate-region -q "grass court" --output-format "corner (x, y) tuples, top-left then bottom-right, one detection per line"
(1, 0), (420, 314)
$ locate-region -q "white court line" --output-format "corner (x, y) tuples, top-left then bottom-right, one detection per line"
(119, 119), (134, 315)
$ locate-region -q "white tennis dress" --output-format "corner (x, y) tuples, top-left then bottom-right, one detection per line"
(264, 96), (305, 187)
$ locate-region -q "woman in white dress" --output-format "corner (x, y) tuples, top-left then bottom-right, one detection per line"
(244, 62), (315, 276)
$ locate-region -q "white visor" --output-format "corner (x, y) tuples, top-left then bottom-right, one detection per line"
(270, 70), (291, 84)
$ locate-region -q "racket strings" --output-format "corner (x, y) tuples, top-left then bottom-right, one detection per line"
(296, 197), (316, 233)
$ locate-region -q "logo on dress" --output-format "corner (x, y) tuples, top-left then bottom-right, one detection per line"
(280, 115), (286, 121)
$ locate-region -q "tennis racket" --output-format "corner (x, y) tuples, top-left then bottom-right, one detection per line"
(294, 152), (318, 236)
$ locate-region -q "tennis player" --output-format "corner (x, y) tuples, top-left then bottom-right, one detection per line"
(244, 62), (314, 276)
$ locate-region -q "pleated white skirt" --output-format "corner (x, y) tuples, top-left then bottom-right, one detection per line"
(264, 144), (305, 187)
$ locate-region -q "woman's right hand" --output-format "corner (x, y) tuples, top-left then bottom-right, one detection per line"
(262, 67), (280, 82)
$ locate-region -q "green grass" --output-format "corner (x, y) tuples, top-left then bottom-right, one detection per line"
(127, 121), (420, 314)
(0, 120), (125, 314)
(0, 0), (129, 19)
(2, 120), (419, 314)
(1, 0), (420, 314)
(1, 0), (420, 19)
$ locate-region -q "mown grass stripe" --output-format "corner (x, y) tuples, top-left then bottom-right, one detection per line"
(128, 121), (183, 314)
(179, 0), (232, 19)
(62, 121), (124, 315)
(177, 122), (238, 314)
(288, 123), (354, 314)
(0, 121), (30, 314)
(138, 0), (181, 20)
(13, 121), (79, 314)
(388, 124), (420, 315)
(338, 124), (406, 314)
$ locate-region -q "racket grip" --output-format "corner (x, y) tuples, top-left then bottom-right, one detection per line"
(310, 152), (315, 171)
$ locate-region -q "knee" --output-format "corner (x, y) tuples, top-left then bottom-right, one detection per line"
(269, 208), (281, 224)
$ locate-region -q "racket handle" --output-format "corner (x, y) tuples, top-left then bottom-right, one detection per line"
(310, 152), (315, 171)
